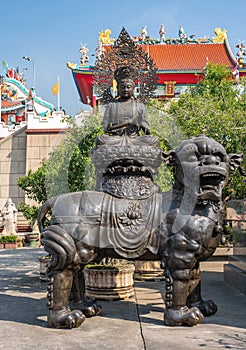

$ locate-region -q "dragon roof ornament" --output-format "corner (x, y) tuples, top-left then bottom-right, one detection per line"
(212, 27), (227, 43)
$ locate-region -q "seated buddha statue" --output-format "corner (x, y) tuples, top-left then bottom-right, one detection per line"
(96, 66), (158, 146)
(92, 66), (162, 191)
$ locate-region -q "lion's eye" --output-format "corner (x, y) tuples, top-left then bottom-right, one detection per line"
(189, 155), (197, 162)
(213, 153), (223, 161)
(212, 149), (227, 161)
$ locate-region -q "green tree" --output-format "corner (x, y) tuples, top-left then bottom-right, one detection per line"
(45, 114), (102, 197)
(147, 100), (185, 191)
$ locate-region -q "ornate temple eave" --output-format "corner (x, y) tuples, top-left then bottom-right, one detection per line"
(66, 62), (94, 73)
(67, 64), (94, 106)
(2, 105), (24, 112)
(158, 69), (201, 73)
(71, 69), (94, 107)
(1, 98), (25, 112)
(224, 38), (239, 66)
(70, 65), (246, 106)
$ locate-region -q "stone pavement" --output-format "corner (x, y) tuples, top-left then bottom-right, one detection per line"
(0, 247), (245, 350)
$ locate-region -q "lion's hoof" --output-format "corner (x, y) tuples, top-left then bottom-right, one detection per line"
(164, 306), (204, 327)
(48, 308), (85, 328)
(71, 298), (102, 318)
(197, 300), (218, 317)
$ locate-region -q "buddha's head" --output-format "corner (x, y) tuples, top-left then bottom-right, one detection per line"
(114, 66), (137, 99)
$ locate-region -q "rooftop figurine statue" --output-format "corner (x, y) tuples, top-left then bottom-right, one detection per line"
(38, 28), (244, 330)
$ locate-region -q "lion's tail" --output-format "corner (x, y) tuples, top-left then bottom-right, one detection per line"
(38, 197), (76, 271)
(38, 197), (57, 233)
(41, 225), (76, 272)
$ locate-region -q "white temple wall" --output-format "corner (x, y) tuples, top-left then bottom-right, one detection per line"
(0, 110), (68, 209)
(0, 127), (27, 208)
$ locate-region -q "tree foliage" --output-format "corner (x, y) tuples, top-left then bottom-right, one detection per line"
(44, 114), (102, 197)
(18, 162), (47, 203)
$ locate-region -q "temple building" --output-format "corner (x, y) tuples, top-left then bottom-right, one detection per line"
(67, 26), (246, 109)
(0, 63), (55, 136)
(0, 62), (68, 209)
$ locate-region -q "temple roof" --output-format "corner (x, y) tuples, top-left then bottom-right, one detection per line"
(138, 41), (237, 71)
(0, 76), (54, 116)
(67, 28), (245, 107)
(1, 99), (24, 112)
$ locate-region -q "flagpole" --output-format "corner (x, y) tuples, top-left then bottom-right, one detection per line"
(57, 75), (60, 111)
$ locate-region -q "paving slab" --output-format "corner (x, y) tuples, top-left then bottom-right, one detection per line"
(0, 248), (245, 350)
(0, 248), (143, 350)
(136, 276), (246, 350)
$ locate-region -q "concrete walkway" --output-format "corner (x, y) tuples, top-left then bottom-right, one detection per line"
(0, 248), (245, 350)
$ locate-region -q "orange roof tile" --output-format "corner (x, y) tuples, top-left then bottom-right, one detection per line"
(140, 42), (236, 71)
(1, 99), (23, 109)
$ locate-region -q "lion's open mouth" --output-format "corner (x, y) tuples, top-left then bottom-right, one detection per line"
(199, 172), (226, 200)
(200, 172), (225, 187)
(103, 159), (152, 178)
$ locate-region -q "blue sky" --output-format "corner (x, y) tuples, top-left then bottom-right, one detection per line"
(1, 0), (246, 116)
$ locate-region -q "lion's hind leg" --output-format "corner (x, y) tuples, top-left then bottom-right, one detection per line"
(41, 225), (86, 328)
(70, 267), (102, 318)
(187, 265), (217, 317)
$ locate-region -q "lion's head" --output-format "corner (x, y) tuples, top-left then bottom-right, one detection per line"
(164, 135), (243, 202)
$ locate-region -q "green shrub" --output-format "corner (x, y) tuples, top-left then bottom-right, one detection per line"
(0, 235), (17, 243)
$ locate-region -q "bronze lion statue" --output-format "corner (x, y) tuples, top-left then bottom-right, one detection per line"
(38, 134), (243, 328)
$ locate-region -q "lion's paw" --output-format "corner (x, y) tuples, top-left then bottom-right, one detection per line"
(48, 308), (85, 328)
(164, 306), (204, 327)
(196, 300), (218, 317)
(71, 298), (102, 318)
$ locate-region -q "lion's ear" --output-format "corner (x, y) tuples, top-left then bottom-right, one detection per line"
(228, 153), (245, 175)
(162, 150), (176, 166)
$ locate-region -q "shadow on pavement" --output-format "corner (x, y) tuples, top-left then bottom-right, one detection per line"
(0, 249), (245, 331)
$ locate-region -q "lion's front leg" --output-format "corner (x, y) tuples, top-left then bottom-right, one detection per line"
(162, 233), (204, 327)
(164, 270), (204, 326)
(42, 225), (86, 328)
(187, 265), (217, 317)
(47, 268), (85, 328)
(70, 267), (102, 317)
